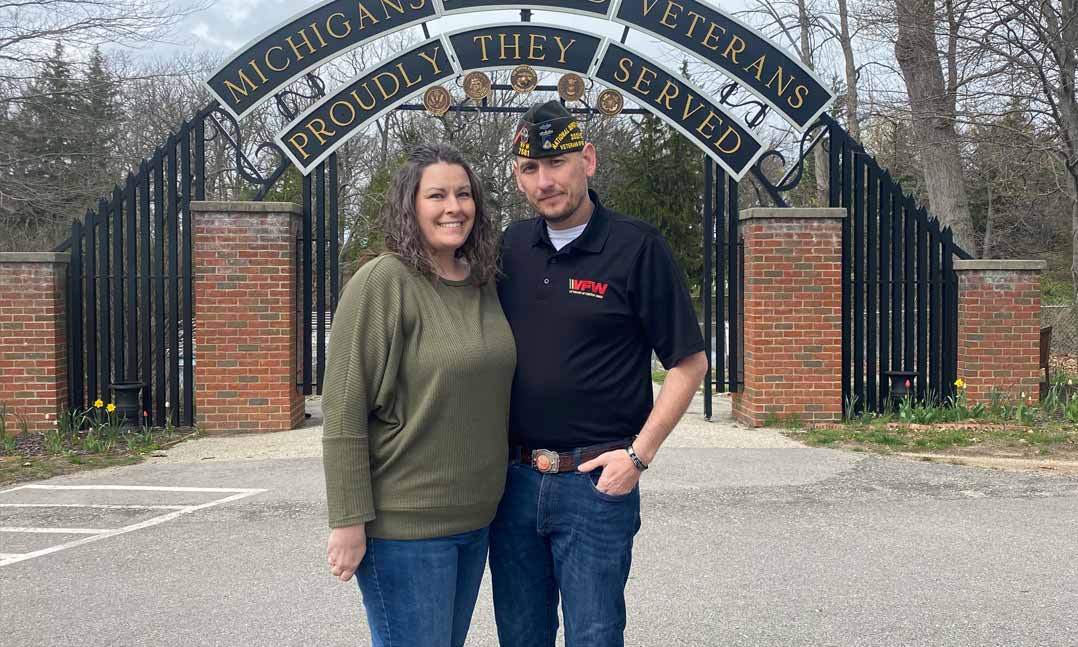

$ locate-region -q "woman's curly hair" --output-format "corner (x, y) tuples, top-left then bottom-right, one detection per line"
(378, 143), (499, 285)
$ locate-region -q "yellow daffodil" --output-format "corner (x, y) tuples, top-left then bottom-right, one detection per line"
(94, 399), (103, 408)
(106, 403), (116, 413)
(954, 378), (965, 389)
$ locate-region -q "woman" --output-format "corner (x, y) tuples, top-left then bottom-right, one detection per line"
(321, 143), (516, 647)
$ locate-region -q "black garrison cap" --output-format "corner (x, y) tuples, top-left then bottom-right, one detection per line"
(512, 100), (585, 159)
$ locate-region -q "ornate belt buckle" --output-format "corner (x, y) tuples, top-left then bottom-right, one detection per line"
(531, 449), (559, 474)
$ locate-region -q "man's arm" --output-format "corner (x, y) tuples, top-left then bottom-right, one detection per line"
(633, 350), (708, 464)
(578, 351), (708, 494)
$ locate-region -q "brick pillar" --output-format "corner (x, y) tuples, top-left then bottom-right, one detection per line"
(731, 208), (844, 427)
(191, 202), (304, 433)
(0, 253), (69, 434)
(955, 260), (1045, 404)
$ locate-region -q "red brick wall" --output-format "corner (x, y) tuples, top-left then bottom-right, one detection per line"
(0, 254), (68, 434)
(731, 209), (844, 427)
(191, 202), (304, 433)
(955, 261), (1045, 404)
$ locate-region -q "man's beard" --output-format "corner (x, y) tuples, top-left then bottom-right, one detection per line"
(534, 190), (585, 225)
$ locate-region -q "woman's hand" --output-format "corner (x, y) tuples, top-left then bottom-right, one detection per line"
(327, 524), (367, 582)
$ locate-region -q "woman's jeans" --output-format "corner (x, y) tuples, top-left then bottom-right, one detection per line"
(355, 526), (489, 647)
(489, 463), (642, 647)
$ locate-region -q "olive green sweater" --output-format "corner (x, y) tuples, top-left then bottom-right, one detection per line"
(321, 255), (516, 539)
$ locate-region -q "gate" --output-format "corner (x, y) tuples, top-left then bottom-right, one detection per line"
(55, 103), (340, 427)
(826, 116), (973, 414)
(55, 0), (969, 427)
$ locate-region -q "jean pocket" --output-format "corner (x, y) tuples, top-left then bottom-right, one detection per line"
(584, 469), (635, 502)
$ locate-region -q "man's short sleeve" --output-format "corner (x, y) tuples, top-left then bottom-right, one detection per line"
(629, 234), (706, 369)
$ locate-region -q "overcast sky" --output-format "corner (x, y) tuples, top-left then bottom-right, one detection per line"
(172, 0), (753, 67)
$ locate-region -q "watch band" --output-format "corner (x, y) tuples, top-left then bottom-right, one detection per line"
(626, 444), (649, 471)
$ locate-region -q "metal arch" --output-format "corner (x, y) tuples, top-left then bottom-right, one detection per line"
(203, 72), (329, 199)
(747, 116), (830, 208)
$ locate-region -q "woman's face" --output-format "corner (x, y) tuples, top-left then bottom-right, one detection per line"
(415, 162), (476, 257)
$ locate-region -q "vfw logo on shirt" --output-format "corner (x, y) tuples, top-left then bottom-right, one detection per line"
(569, 278), (608, 299)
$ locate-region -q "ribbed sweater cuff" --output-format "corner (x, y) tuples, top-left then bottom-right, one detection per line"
(322, 436), (376, 528)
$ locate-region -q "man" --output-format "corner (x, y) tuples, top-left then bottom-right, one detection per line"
(492, 100), (709, 646)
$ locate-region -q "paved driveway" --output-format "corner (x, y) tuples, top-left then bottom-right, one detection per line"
(2, 395), (1077, 646)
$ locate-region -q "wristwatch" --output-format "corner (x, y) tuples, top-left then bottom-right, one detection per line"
(626, 444), (649, 471)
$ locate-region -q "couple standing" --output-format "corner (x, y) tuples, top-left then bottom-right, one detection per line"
(320, 100), (708, 647)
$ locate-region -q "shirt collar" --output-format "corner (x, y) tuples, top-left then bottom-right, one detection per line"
(530, 190), (610, 254)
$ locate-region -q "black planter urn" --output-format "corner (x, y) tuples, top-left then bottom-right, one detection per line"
(109, 382), (144, 425)
(885, 371), (918, 403)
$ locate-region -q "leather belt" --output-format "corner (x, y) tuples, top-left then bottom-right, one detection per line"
(510, 438), (634, 474)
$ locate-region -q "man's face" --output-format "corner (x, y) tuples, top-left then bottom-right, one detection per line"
(513, 142), (597, 225)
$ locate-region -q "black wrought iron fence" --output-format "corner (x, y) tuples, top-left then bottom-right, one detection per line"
(55, 100), (340, 427)
(825, 115), (974, 414)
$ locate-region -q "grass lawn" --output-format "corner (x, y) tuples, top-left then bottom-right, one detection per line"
(789, 383), (1078, 464)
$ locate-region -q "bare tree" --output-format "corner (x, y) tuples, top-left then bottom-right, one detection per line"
(967, 0), (1078, 297)
(742, 0), (834, 205)
(893, 0), (977, 251)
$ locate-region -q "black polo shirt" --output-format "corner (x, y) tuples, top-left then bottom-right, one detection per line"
(497, 190), (705, 451)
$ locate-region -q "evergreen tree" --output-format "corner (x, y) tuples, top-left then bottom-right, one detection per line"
(607, 114), (704, 293)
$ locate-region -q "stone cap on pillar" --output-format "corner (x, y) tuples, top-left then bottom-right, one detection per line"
(189, 201), (303, 215)
(739, 207), (846, 221)
(0, 252), (71, 264)
(953, 259), (1048, 272)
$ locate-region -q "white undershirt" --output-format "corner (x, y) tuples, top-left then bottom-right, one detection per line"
(546, 221), (589, 251)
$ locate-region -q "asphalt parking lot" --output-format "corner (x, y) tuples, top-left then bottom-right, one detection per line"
(2, 397), (1077, 646)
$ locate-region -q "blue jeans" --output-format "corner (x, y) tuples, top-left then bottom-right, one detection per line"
(489, 463), (642, 647)
(355, 526), (489, 647)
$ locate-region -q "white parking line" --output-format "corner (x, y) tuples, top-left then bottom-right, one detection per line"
(0, 504), (190, 510)
(0, 485), (267, 567)
(2, 485), (263, 493)
(1, 527), (109, 534)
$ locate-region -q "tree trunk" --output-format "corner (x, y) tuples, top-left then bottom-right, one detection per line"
(837, 0), (861, 142)
(795, 0), (829, 206)
(1071, 173), (1078, 304)
(894, 0), (977, 252)
(1041, 0), (1078, 302)
(982, 181), (993, 259)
